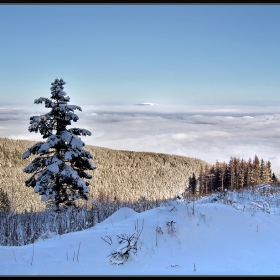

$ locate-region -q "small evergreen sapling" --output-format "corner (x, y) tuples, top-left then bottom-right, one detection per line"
(22, 78), (97, 211)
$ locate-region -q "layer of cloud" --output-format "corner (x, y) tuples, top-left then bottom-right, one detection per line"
(1, 104), (280, 175)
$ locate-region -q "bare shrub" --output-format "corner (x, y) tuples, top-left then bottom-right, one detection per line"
(108, 220), (144, 265)
(166, 220), (176, 235)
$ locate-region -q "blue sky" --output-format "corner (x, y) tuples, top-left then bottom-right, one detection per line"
(1, 4), (280, 106)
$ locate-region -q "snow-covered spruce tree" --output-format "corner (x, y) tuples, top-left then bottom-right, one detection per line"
(22, 78), (97, 211)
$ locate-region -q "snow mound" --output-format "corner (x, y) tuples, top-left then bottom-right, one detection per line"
(100, 207), (139, 225)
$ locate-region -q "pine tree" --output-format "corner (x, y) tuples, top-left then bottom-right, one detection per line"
(224, 163), (230, 190)
(272, 172), (278, 183)
(246, 157), (254, 187)
(22, 78), (97, 211)
(214, 160), (220, 191)
(208, 166), (215, 193)
(228, 157), (235, 191)
(189, 172), (197, 195)
(203, 164), (209, 194)
(0, 188), (10, 212)
(266, 160), (272, 183)
(238, 158), (246, 189)
(233, 157), (240, 189)
(198, 163), (204, 194)
(219, 162), (227, 192)
(253, 154), (260, 186)
(260, 159), (267, 184)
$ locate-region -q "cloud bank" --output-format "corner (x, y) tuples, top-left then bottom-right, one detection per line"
(1, 104), (280, 175)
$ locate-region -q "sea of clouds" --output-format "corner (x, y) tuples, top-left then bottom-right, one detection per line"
(1, 104), (280, 175)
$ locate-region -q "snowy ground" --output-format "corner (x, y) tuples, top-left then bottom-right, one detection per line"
(1, 185), (280, 275)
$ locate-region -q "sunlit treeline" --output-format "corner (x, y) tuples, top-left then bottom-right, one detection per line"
(186, 155), (277, 195)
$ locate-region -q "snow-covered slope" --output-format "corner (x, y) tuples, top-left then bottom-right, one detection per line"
(1, 184), (280, 275)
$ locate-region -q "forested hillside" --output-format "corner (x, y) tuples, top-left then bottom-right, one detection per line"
(0, 137), (208, 213)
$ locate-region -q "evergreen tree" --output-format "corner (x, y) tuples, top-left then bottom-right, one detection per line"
(246, 157), (254, 187)
(189, 172), (197, 195)
(0, 188), (10, 212)
(208, 166), (215, 193)
(214, 160), (221, 191)
(22, 78), (97, 211)
(253, 154), (260, 186)
(266, 161), (272, 183)
(272, 172), (278, 183)
(203, 164), (209, 194)
(198, 163), (204, 194)
(224, 163), (230, 190)
(228, 157), (235, 191)
(260, 159), (267, 184)
(238, 158), (246, 189)
(233, 157), (240, 189)
(219, 162), (227, 192)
